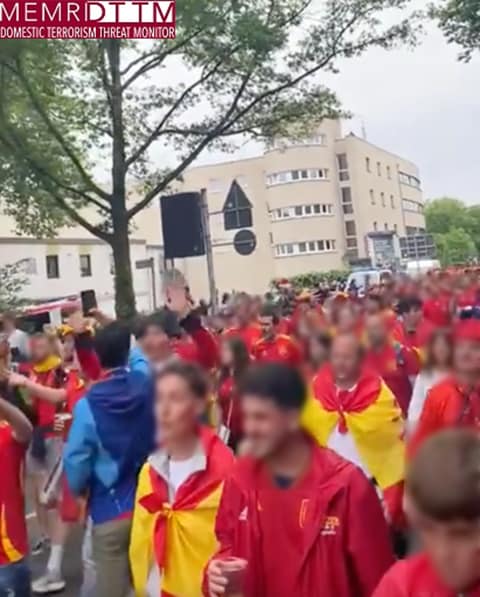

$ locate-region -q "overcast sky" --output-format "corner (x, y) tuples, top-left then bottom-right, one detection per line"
(192, 22), (480, 205)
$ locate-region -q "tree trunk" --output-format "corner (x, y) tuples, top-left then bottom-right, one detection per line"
(111, 212), (136, 320)
(106, 41), (135, 320)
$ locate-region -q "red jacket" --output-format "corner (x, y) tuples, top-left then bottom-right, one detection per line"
(402, 318), (435, 351)
(373, 554), (480, 597)
(203, 442), (394, 597)
(252, 334), (302, 367)
(423, 293), (452, 326)
(364, 343), (419, 415)
(409, 376), (480, 457)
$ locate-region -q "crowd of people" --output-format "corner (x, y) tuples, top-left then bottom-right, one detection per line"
(1, 267), (480, 597)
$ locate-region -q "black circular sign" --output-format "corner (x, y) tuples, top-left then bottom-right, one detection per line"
(233, 229), (257, 256)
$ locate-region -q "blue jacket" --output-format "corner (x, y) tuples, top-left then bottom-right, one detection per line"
(64, 364), (154, 525)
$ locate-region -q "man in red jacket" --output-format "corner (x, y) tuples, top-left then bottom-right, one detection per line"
(205, 363), (394, 597)
(364, 313), (419, 415)
(252, 304), (302, 367)
(374, 429), (480, 597)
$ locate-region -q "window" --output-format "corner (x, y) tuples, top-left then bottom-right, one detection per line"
(271, 135), (326, 150)
(266, 168), (328, 186)
(80, 254), (92, 277)
(346, 237), (358, 249)
(399, 172), (421, 189)
(223, 180), (253, 230)
(377, 162), (381, 176)
(370, 190), (375, 205)
(373, 221), (378, 231)
(270, 203), (333, 220)
(341, 187), (352, 205)
(381, 192), (385, 207)
(366, 157), (371, 172)
(384, 223), (388, 231)
(406, 226), (417, 236)
(394, 224), (398, 233)
(402, 199), (424, 213)
(390, 195), (395, 208)
(337, 154), (348, 170)
(343, 204), (354, 215)
(46, 255), (59, 279)
(387, 166), (391, 179)
(274, 239), (337, 257)
(337, 153), (349, 182)
(345, 221), (356, 236)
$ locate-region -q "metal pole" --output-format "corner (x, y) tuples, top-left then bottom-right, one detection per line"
(149, 257), (157, 310)
(199, 188), (218, 313)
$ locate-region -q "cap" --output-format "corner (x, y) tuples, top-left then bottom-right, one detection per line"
(455, 319), (480, 342)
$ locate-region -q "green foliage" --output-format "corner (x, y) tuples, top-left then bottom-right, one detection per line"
(425, 197), (480, 264)
(276, 270), (349, 288)
(0, 261), (28, 312)
(0, 2), (420, 316)
(431, 0), (480, 61)
(434, 228), (477, 266)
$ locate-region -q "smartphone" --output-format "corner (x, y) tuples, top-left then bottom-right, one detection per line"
(80, 289), (97, 316)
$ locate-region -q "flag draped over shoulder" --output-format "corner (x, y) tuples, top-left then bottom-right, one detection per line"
(301, 366), (405, 491)
(129, 428), (233, 597)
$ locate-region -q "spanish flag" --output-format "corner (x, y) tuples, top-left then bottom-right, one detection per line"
(301, 365), (406, 524)
(129, 427), (234, 597)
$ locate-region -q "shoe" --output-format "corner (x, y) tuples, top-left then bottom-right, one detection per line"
(32, 571), (66, 594)
(31, 537), (50, 556)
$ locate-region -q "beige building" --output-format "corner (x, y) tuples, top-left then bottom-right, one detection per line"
(163, 119), (425, 298)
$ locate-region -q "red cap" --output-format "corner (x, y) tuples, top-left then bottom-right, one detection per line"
(455, 319), (480, 342)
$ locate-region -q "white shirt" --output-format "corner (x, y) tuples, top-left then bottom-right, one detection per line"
(168, 454), (200, 496)
(326, 383), (369, 477)
(408, 369), (448, 432)
(327, 424), (369, 478)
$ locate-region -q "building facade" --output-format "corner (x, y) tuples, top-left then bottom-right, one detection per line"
(0, 119), (426, 308)
(171, 119), (425, 298)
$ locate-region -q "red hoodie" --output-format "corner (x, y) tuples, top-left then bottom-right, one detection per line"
(373, 554), (480, 597)
(203, 441), (394, 597)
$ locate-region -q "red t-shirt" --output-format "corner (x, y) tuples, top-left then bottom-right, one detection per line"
(0, 423), (27, 565)
(31, 367), (84, 432)
(373, 554), (480, 597)
(252, 335), (302, 367)
(423, 293), (452, 326)
(223, 324), (262, 353)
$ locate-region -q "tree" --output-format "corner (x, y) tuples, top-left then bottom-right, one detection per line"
(0, 2), (418, 318)
(434, 228), (477, 266)
(431, 0), (480, 61)
(0, 261), (27, 312)
(424, 197), (469, 235)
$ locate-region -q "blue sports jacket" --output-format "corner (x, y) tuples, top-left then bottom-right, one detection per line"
(64, 359), (154, 525)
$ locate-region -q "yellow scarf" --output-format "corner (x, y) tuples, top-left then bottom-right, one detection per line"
(32, 355), (62, 373)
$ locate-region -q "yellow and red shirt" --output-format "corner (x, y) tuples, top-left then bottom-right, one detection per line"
(0, 422), (27, 565)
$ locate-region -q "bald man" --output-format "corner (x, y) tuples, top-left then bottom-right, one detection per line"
(364, 313), (419, 416)
(302, 334), (406, 529)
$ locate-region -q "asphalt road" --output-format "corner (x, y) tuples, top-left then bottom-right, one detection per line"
(28, 517), (84, 596)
